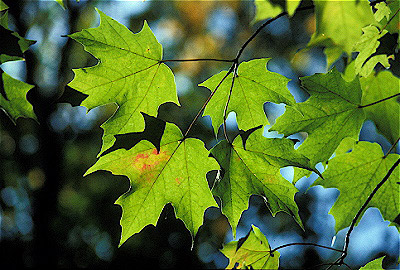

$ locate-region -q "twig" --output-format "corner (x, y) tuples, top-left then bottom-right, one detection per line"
(358, 93), (400, 109)
(222, 62), (238, 143)
(336, 158), (400, 265)
(383, 137), (400, 158)
(161, 58), (234, 63)
(269, 242), (344, 254)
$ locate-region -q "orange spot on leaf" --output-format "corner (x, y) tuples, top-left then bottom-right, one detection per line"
(132, 148), (171, 184)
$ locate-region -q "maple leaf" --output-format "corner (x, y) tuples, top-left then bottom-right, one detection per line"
(253, 0), (301, 22)
(360, 256), (384, 270)
(361, 71), (399, 144)
(211, 128), (319, 236)
(0, 70), (36, 123)
(85, 122), (219, 245)
(313, 141), (399, 232)
(270, 68), (365, 181)
(221, 225), (279, 269)
(308, 0), (376, 65)
(344, 63), (399, 144)
(353, 25), (389, 77)
(374, 2), (391, 22)
(200, 58), (295, 134)
(68, 9), (179, 153)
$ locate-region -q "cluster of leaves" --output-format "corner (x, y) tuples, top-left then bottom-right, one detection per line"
(0, 1), (36, 122)
(3, 0), (399, 269)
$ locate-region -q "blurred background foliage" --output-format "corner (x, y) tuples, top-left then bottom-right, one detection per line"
(0, 0), (398, 268)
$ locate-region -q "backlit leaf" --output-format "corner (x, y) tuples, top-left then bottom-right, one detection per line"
(68, 9), (179, 154)
(211, 128), (318, 236)
(270, 68), (365, 181)
(85, 122), (218, 245)
(360, 71), (400, 144)
(314, 141), (399, 232)
(200, 58), (294, 134)
(0, 69), (36, 123)
(353, 25), (389, 77)
(221, 225), (279, 269)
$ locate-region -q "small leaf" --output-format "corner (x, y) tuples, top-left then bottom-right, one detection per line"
(314, 141), (399, 232)
(85, 122), (218, 246)
(309, 0), (376, 63)
(253, 0), (301, 22)
(0, 69), (36, 123)
(68, 9), (179, 154)
(360, 256), (384, 270)
(200, 58), (294, 134)
(374, 2), (391, 22)
(0, 0), (8, 12)
(353, 25), (389, 77)
(211, 128), (318, 236)
(270, 68), (365, 181)
(221, 225), (279, 269)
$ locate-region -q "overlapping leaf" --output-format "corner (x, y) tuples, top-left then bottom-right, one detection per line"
(353, 25), (389, 77)
(0, 70), (36, 122)
(253, 0), (301, 22)
(343, 63), (400, 144)
(313, 141), (399, 232)
(270, 68), (365, 181)
(221, 225), (279, 269)
(0, 1), (36, 122)
(68, 9), (179, 153)
(308, 0), (376, 65)
(200, 58), (294, 134)
(360, 71), (400, 144)
(85, 122), (219, 245)
(211, 128), (319, 236)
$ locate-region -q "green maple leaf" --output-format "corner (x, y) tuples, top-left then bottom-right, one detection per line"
(309, 0), (376, 64)
(361, 71), (399, 144)
(211, 128), (319, 236)
(314, 141), (399, 232)
(374, 2), (391, 22)
(353, 25), (389, 77)
(360, 256), (384, 270)
(344, 62), (399, 144)
(270, 68), (365, 181)
(0, 69), (36, 123)
(68, 9), (179, 153)
(253, 0), (301, 22)
(221, 225), (279, 269)
(85, 122), (218, 245)
(200, 58), (294, 134)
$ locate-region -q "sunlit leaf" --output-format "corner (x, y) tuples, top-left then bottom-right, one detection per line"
(353, 25), (389, 77)
(211, 129), (318, 236)
(0, 70), (36, 122)
(68, 9), (179, 154)
(85, 122), (218, 245)
(314, 141), (399, 232)
(200, 58), (294, 134)
(270, 68), (365, 181)
(221, 225), (279, 269)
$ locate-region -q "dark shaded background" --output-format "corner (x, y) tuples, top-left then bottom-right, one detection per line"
(0, 0), (398, 269)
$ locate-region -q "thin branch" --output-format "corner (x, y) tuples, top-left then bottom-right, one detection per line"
(160, 58), (234, 63)
(183, 65), (235, 139)
(181, 5), (315, 140)
(338, 158), (400, 265)
(384, 137), (400, 158)
(222, 63), (238, 143)
(235, 5), (314, 61)
(382, 7), (400, 32)
(269, 242), (344, 254)
(358, 93), (400, 109)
